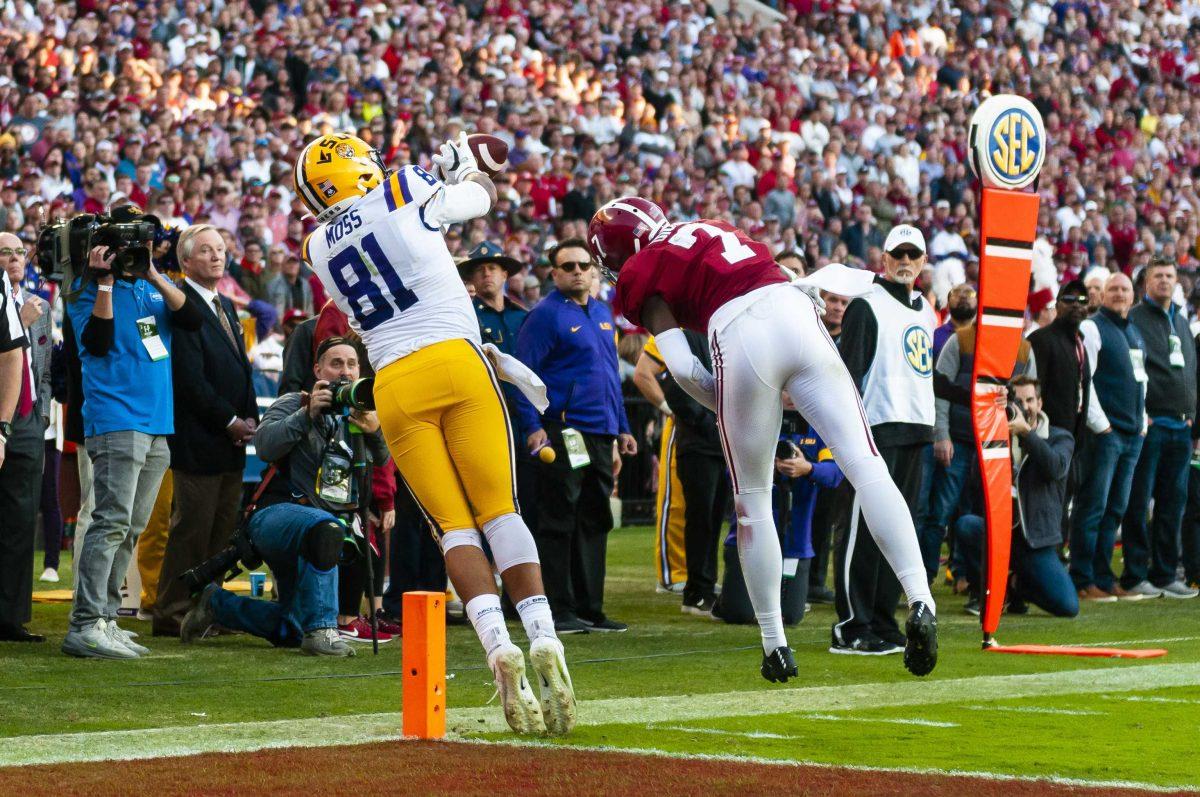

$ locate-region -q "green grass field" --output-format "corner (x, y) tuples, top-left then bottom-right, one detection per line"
(2, 527), (1199, 791)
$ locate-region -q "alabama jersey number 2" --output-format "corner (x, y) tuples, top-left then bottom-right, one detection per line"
(329, 232), (418, 330)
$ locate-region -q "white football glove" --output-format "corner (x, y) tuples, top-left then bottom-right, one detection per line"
(431, 131), (481, 185)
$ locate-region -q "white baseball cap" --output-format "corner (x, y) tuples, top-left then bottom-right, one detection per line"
(883, 224), (926, 254)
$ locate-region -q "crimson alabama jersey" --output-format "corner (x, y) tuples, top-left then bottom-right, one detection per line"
(615, 219), (788, 332)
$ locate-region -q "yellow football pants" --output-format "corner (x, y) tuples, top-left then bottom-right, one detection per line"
(137, 468), (173, 609)
(655, 416), (688, 589)
(374, 338), (517, 535)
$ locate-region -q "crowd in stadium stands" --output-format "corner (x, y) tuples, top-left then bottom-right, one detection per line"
(1, 0), (1200, 652)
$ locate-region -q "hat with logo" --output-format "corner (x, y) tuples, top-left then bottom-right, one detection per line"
(883, 224), (926, 254)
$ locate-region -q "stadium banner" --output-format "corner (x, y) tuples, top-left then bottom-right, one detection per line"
(967, 95), (1045, 641)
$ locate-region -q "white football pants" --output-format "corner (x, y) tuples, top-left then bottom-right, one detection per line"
(708, 284), (933, 652)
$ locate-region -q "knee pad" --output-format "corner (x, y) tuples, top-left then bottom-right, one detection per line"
(734, 490), (773, 525)
(301, 519), (349, 571)
(441, 528), (484, 555)
(481, 513), (540, 573)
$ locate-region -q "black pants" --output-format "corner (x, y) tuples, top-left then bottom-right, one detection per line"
(382, 483), (446, 617)
(716, 543), (810, 626)
(338, 534), (384, 618)
(833, 441), (925, 644)
(1178, 462), (1200, 584)
(0, 412), (43, 626)
(41, 441), (63, 571)
(809, 488), (836, 591)
(533, 422), (614, 622)
(677, 450), (728, 603)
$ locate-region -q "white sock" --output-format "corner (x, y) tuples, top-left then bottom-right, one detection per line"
(465, 593), (512, 661)
(734, 492), (788, 654)
(515, 594), (557, 643)
(848, 456), (936, 615)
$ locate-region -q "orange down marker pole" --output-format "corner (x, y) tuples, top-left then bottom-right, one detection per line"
(973, 187), (1039, 641)
(402, 591), (446, 739)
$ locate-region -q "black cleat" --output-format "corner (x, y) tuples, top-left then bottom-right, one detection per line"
(904, 602), (938, 677)
(761, 646), (798, 683)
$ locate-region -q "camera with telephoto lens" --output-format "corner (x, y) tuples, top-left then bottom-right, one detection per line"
(324, 376), (376, 414)
(776, 410), (804, 459)
(180, 526), (262, 595)
(36, 207), (161, 285)
(1005, 401), (1035, 426)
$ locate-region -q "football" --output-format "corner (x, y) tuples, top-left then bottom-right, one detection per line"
(468, 133), (509, 177)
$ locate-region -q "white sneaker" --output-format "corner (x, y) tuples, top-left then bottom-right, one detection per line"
(108, 621), (149, 655)
(529, 636), (577, 736)
(489, 643), (545, 735)
(1161, 580), (1199, 600)
(61, 619), (138, 660)
(39, 568), (59, 583)
(1125, 581), (1164, 599)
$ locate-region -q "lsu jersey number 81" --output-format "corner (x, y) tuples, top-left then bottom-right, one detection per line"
(295, 133), (387, 222)
(304, 163), (482, 371)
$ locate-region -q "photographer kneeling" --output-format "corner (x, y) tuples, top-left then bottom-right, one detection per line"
(179, 337), (390, 656)
(952, 376), (1079, 618)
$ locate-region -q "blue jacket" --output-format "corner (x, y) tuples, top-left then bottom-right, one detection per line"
(1089, 307), (1146, 436)
(475, 296), (529, 425)
(775, 429), (844, 559)
(66, 277), (175, 438)
(474, 296), (528, 356)
(515, 289), (630, 437)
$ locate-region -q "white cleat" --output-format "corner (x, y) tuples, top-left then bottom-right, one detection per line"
(529, 637), (577, 736)
(489, 644), (546, 735)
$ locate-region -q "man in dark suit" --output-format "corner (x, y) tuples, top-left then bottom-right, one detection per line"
(0, 233), (47, 642)
(153, 225), (258, 636)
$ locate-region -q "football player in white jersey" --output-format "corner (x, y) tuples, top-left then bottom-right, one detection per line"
(295, 132), (574, 736)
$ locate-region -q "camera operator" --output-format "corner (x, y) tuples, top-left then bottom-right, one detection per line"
(178, 337), (387, 656)
(952, 376), (1079, 618)
(61, 238), (205, 660)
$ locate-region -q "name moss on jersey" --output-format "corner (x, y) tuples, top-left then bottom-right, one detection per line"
(303, 164), (481, 370)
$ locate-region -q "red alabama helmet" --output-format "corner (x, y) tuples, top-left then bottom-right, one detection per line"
(588, 197), (668, 280)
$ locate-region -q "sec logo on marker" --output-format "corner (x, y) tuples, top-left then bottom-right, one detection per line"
(968, 94), (1046, 191)
(902, 325), (933, 377)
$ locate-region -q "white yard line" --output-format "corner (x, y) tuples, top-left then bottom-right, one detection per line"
(795, 714), (959, 728)
(1103, 695), (1200, 706)
(652, 726), (799, 740)
(1062, 636), (1200, 647)
(962, 705), (1104, 716)
(655, 714), (959, 732)
(2, 661), (1200, 776)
